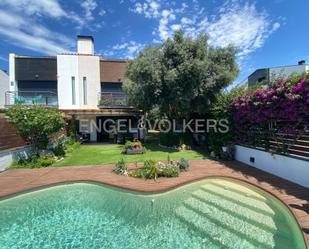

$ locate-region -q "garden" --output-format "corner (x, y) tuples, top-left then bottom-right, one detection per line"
(5, 105), (206, 169)
(5, 31), (309, 173)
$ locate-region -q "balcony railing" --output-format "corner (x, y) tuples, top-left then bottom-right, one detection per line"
(98, 92), (129, 108)
(5, 91), (58, 107)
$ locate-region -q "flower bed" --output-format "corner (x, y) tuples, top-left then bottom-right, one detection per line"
(113, 157), (190, 180)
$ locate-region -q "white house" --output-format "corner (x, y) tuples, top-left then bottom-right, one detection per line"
(7, 35), (140, 142)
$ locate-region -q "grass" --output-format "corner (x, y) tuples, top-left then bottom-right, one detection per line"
(54, 141), (207, 167)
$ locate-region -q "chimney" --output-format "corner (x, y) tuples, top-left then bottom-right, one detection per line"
(77, 35), (94, 55)
(298, 60), (306, 65)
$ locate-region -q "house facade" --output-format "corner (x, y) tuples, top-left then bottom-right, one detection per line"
(246, 61), (309, 88)
(7, 36), (140, 142)
(0, 69), (9, 108)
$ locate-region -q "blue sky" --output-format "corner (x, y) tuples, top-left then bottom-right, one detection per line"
(0, 0), (308, 86)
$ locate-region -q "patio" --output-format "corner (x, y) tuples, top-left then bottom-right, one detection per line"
(0, 159), (308, 246)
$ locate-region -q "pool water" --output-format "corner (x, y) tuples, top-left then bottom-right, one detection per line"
(0, 178), (306, 249)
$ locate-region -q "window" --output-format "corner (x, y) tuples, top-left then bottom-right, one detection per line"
(71, 76), (76, 105)
(83, 77), (87, 105)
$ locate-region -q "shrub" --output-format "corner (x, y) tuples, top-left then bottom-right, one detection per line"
(6, 105), (65, 150)
(128, 169), (140, 178)
(177, 158), (189, 171)
(36, 157), (55, 167)
(65, 140), (81, 153)
(123, 140), (144, 154)
(231, 73), (309, 152)
(207, 87), (247, 155)
(114, 158), (127, 175)
(141, 160), (160, 180)
(159, 163), (179, 177)
(50, 135), (68, 157)
(124, 140), (142, 150)
(115, 99), (126, 106)
(12, 156), (55, 169)
(52, 145), (66, 157)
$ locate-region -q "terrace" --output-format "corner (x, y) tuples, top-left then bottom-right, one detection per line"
(5, 91), (58, 107)
(97, 91), (130, 108)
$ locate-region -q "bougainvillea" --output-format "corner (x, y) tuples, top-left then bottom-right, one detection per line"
(231, 74), (309, 153)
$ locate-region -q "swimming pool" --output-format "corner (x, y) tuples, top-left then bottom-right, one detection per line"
(0, 178), (306, 249)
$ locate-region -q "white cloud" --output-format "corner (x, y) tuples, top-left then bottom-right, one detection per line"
(0, 0), (66, 18)
(0, 0), (101, 30)
(0, 0), (105, 54)
(131, 0), (160, 18)
(107, 41), (145, 59)
(131, 1), (280, 60)
(202, 2), (279, 58)
(171, 24), (182, 31)
(81, 0), (98, 22)
(99, 9), (106, 16)
(181, 17), (193, 25)
(175, 3), (188, 14)
(158, 9), (176, 40)
(0, 9), (73, 54)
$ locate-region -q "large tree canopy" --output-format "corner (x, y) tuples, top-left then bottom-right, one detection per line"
(124, 31), (239, 119)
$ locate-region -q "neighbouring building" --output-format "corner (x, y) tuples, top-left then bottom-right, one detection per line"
(7, 35), (141, 142)
(243, 60), (309, 88)
(0, 69), (9, 109)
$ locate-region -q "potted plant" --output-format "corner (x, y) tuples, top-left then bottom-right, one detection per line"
(122, 139), (145, 154)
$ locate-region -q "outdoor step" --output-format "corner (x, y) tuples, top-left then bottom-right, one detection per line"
(201, 184), (275, 216)
(175, 206), (261, 249)
(208, 180), (267, 202)
(183, 196), (276, 247)
(192, 189), (277, 230)
(175, 210), (229, 249)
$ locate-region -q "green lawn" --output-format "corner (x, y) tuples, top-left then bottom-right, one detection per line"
(54, 141), (207, 167)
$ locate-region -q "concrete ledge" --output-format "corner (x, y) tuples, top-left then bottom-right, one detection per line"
(235, 145), (309, 188)
(0, 146), (32, 171)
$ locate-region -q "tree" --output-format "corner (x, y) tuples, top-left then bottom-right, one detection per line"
(207, 87), (247, 154)
(6, 105), (65, 149)
(124, 31), (239, 119)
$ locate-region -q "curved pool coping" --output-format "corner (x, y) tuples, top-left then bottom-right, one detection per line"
(0, 160), (308, 248)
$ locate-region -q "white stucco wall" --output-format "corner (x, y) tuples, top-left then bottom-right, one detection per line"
(9, 53), (16, 92)
(57, 55), (79, 109)
(0, 69), (9, 108)
(235, 145), (309, 188)
(270, 65), (308, 80)
(77, 39), (94, 55)
(57, 54), (100, 110)
(78, 56), (101, 109)
(0, 146), (32, 171)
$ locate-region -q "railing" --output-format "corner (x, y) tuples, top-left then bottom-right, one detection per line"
(5, 91), (58, 107)
(98, 92), (129, 108)
(237, 120), (309, 161)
